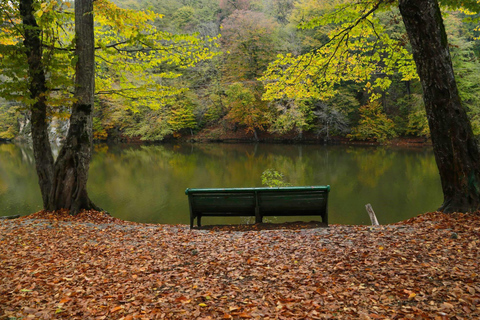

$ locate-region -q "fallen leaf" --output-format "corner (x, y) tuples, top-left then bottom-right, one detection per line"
(111, 306), (124, 313)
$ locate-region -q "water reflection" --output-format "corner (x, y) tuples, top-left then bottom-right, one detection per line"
(0, 143), (442, 225)
(0, 143), (42, 215)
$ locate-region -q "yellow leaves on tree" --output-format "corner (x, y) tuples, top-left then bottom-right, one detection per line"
(224, 83), (269, 134)
(261, 0), (418, 102)
(0, 0), (219, 118)
(93, 0), (219, 113)
(348, 101), (397, 143)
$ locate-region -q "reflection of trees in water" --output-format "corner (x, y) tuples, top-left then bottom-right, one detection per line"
(12, 142), (61, 164)
(0, 144), (31, 195)
(0, 143), (42, 215)
(0, 142), (443, 223)
(89, 144), (188, 221)
(347, 148), (394, 188)
(346, 147), (438, 193)
(165, 144), (357, 188)
(260, 154), (308, 186)
(6, 143), (35, 165)
(4, 142), (440, 223)
(89, 143), (325, 196)
(1, 143), (35, 172)
(195, 144), (313, 187)
(403, 151), (440, 205)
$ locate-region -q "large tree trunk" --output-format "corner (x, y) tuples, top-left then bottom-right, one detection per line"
(399, 0), (480, 212)
(20, 0), (99, 214)
(20, 0), (55, 208)
(50, 0), (98, 214)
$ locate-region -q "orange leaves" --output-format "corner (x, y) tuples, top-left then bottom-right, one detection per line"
(58, 297), (71, 305)
(441, 302), (454, 310)
(175, 295), (191, 303)
(237, 312), (253, 318)
(110, 305), (124, 313)
(315, 287), (327, 295)
(1, 211), (480, 319)
(22, 307), (38, 314)
(224, 307), (252, 319)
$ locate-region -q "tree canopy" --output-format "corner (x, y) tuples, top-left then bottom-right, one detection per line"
(0, 0), (219, 213)
(1, 0), (480, 147)
(0, 0), (219, 114)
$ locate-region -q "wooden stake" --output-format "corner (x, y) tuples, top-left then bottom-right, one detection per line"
(365, 204), (379, 226)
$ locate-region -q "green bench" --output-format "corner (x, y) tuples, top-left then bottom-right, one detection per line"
(185, 186), (330, 228)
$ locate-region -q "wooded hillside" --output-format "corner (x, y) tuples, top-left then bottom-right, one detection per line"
(1, 0), (480, 143)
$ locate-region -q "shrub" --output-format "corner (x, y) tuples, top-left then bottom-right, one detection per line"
(348, 101), (397, 143)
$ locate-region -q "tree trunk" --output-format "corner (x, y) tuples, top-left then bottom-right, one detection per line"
(399, 0), (480, 212)
(20, 0), (55, 208)
(253, 127), (259, 141)
(50, 0), (98, 214)
(20, 0), (99, 215)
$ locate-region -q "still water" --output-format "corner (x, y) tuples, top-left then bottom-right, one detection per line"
(0, 143), (442, 225)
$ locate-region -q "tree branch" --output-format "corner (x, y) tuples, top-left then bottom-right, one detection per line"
(289, 0), (395, 83)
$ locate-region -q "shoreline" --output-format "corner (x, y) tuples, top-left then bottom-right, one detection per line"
(172, 125), (432, 147)
(167, 130), (431, 148)
(93, 135), (432, 149)
(5, 124), (432, 148)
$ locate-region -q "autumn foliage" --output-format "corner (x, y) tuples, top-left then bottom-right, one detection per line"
(1, 210), (479, 319)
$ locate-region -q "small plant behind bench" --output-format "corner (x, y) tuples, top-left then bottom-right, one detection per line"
(261, 169), (292, 188)
(261, 168), (292, 223)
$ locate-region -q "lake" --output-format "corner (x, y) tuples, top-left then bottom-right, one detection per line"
(0, 142), (442, 225)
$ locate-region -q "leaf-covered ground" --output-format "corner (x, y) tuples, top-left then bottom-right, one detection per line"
(1, 211), (479, 319)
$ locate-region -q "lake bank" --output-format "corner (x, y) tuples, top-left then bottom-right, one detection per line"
(79, 121), (430, 147)
(175, 125), (431, 147)
(1, 210), (479, 319)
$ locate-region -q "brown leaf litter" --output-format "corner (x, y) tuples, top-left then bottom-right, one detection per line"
(0, 210), (479, 319)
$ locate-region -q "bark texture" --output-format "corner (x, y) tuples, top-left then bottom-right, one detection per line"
(20, 0), (55, 208)
(20, 0), (99, 214)
(399, 0), (480, 212)
(50, 0), (98, 214)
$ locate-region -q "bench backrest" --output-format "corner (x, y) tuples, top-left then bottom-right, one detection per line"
(185, 186), (330, 216)
(257, 188), (328, 216)
(188, 191), (256, 214)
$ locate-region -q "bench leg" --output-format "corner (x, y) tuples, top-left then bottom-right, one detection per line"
(198, 214), (202, 227)
(254, 192), (262, 224)
(255, 207), (262, 224)
(190, 214), (194, 229)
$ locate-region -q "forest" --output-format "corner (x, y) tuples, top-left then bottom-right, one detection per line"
(2, 1), (480, 319)
(1, 0), (480, 143)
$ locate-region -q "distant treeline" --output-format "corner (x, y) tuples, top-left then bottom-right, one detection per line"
(1, 0), (480, 143)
